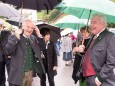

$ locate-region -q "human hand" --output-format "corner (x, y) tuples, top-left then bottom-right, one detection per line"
(95, 77), (101, 86)
(14, 28), (22, 39)
(73, 47), (80, 53)
(78, 45), (85, 52)
(34, 26), (42, 37)
(53, 66), (58, 70)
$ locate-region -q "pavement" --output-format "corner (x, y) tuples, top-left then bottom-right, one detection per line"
(32, 52), (79, 86)
(6, 52), (79, 86)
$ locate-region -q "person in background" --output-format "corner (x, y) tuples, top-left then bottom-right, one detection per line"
(0, 20), (11, 86)
(38, 28), (57, 86)
(76, 31), (82, 47)
(55, 38), (61, 56)
(72, 26), (91, 85)
(4, 19), (45, 86)
(69, 32), (76, 41)
(69, 32), (76, 49)
(60, 33), (73, 66)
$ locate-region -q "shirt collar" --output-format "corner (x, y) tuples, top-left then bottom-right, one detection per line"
(23, 34), (30, 39)
(46, 41), (50, 49)
(95, 28), (105, 38)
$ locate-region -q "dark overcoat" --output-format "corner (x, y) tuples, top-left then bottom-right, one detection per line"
(46, 41), (57, 76)
(4, 34), (45, 85)
(0, 30), (11, 62)
(39, 38), (57, 77)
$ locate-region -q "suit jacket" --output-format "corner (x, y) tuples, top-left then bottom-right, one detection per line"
(46, 41), (57, 76)
(90, 29), (115, 86)
(38, 38), (57, 76)
(4, 34), (45, 85)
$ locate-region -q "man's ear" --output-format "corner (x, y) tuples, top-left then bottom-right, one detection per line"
(102, 21), (106, 27)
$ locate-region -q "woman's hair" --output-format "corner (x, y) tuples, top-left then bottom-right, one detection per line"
(40, 28), (50, 36)
(80, 26), (91, 34)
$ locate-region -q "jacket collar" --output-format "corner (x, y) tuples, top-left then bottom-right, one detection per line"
(91, 29), (109, 49)
(46, 41), (50, 49)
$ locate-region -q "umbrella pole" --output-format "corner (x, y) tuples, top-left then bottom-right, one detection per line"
(35, 0), (39, 11)
(77, 9), (85, 30)
(19, 0), (24, 28)
(86, 10), (92, 29)
(81, 10), (91, 45)
(77, 10), (92, 46)
(76, 9), (85, 46)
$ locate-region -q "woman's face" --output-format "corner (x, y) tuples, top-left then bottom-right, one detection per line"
(44, 34), (50, 42)
(81, 30), (90, 38)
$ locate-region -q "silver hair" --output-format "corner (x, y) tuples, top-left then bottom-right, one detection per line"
(92, 13), (107, 26)
(22, 19), (34, 27)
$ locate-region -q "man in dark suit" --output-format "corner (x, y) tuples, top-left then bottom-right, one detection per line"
(4, 19), (45, 86)
(0, 21), (6, 86)
(76, 14), (115, 86)
(0, 21), (11, 86)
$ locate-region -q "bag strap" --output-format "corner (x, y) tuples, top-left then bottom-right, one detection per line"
(79, 35), (94, 69)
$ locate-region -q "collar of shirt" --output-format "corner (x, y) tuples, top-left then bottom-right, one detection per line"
(46, 41), (50, 49)
(95, 28), (105, 38)
(23, 34), (30, 39)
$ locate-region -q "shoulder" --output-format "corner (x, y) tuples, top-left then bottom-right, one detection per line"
(49, 41), (54, 44)
(30, 35), (36, 39)
(103, 31), (115, 44)
(1, 30), (11, 38)
(100, 29), (114, 39)
(106, 30), (115, 39)
(30, 35), (44, 41)
(48, 41), (55, 47)
(30, 35), (39, 42)
(9, 34), (17, 39)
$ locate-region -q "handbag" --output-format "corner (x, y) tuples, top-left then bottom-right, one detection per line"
(72, 53), (83, 84)
(75, 66), (82, 81)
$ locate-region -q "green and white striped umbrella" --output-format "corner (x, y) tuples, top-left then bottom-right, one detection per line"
(55, 15), (90, 30)
(55, 0), (115, 24)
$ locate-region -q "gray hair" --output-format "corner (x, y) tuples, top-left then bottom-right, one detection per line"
(92, 13), (107, 26)
(22, 19), (34, 27)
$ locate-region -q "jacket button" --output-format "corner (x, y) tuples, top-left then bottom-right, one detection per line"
(37, 60), (39, 62)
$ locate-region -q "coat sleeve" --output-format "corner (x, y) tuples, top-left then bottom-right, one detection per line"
(99, 35), (115, 81)
(3, 34), (20, 55)
(52, 42), (58, 66)
(0, 31), (11, 55)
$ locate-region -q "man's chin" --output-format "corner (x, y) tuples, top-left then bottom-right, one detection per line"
(25, 33), (31, 36)
(91, 30), (96, 34)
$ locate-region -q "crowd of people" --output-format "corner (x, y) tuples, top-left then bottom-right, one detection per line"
(0, 13), (115, 86)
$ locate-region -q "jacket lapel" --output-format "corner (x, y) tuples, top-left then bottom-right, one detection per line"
(29, 36), (37, 50)
(20, 35), (26, 53)
(91, 29), (108, 49)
